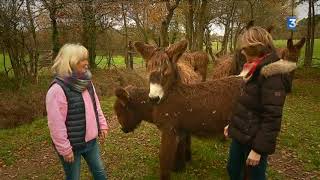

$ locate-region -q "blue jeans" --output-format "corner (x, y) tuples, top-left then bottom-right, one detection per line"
(227, 139), (268, 180)
(58, 139), (107, 180)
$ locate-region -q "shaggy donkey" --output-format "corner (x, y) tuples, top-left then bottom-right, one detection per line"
(114, 86), (192, 172)
(134, 42), (209, 82)
(210, 37), (305, 79)
(276, 38), (306, 63)
(134, 40), (244, 179)
(113, 53), (204, 172)
(179, 51), (209, 81)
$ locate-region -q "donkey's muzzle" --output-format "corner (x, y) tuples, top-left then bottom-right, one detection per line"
(121, 127), (130, 133)
(149, 96), (160, 104)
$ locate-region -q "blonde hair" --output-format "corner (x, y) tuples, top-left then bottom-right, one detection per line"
(51, 44), (88, 77)
(238, 26), (274, 50)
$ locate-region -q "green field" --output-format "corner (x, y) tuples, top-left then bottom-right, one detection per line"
(95, 55), (144, 69)
(0, 54), (11, 73)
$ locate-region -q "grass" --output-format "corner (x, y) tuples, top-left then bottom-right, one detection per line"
(0, 54), (12, 75)
(1, 68), (319, 179)
(95, 55), (144, 69)
(279, 78), (320, 171)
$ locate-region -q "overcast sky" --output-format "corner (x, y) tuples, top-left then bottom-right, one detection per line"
(211, 2), (320, 36)
(296, 1), (320, 21)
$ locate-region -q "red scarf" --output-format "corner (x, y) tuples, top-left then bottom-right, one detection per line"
(239, 54), (268, 81)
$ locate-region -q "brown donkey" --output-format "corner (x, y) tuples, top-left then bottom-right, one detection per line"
(134, 42), (209, 82)
(210, 38), (305, 80)
(135, 40), (244, 179)
(114, 86), (192, 172)
(113, 56), (204, 172)
(276, 38), (306, 63)
(179, 51), (209, 81)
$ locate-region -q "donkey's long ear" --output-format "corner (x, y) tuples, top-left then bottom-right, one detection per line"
(134, 41), (157, 60)
(287, 38), (294, 50)
(115, 88), (129, 107)
(245, 20), (254, 30)
(295, 37), (306, 49)
(165, 40), (188, 63)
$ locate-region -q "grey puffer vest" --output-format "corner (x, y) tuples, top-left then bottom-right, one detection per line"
(51, 78), (100, 150)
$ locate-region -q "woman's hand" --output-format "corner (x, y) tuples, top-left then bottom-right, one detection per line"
(224, 125), (229, 138)
(246, 150), (261, 166)
(63, 152), (74, 163)
(99, 129), (108, 141)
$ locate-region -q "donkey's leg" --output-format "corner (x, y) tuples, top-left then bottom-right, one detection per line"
(201, 68), (207, 82)
(185, 133), (192, 162)
(173, 133), (186, 172)
(160, 129), (178, 180)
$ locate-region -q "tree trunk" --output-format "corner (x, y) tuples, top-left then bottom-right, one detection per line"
(185, 0), (194, 50)
(160, 0), (180, 47)
(26, 0), (39, 81)
(229, 20), (234, 53)
(247, 0), (256, 20)
(233, 22), (242, 50)
(204, 26), (215, 63)
(128, 41), (134, 69)
(121, 3), (130, 69)
(217, 1), (236, 56)
(50, 10), (60, 59)
(310, 0), (315, 64)
(194, 0), (207, 51)
(304, 0), (312, 67)
(41, 0), (61, 59)
(81, 0), (97, 69)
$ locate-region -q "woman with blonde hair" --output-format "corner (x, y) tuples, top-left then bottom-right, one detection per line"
(224, 26), (297, 179)
(46, 44), (108, 180)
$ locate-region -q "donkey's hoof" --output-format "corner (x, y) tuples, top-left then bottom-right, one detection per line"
(186, 152), (192, 162)
(173, 164), (186, 172)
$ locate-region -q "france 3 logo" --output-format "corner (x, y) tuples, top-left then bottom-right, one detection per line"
(287, 16), (297, 31)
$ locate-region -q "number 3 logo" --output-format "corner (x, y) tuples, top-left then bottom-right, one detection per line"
(289, 19), (296, 28)
(287, 16), (297, 30)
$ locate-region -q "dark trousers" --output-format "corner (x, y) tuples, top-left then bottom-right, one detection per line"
(227, 139), (268, 180)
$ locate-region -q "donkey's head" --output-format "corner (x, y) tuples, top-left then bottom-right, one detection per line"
(134, 40), (188, 103)
(282, 38), (306, 63)
(114, 87), (142, 133)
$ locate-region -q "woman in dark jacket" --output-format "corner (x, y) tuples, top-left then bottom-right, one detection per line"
(224, 26), (297, 179)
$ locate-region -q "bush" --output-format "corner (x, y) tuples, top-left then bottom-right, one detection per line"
(0, 68), (147, 128)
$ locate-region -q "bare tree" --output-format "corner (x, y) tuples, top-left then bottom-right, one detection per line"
(0, 0), (42, 82)
(184, 0), (194, 50)
(217, 0), (236, 56)
(40, 0), (65, 59)
(121, 2), (131, 69)
(79, 0), (98, 69)
(193, 0), (208, 51)
(304, 0), (318, 67)
(160, 0), (181, 47)
(26, 0), (40, 81)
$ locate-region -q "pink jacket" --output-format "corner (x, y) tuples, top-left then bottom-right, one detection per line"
(46, 83), (108, 156)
